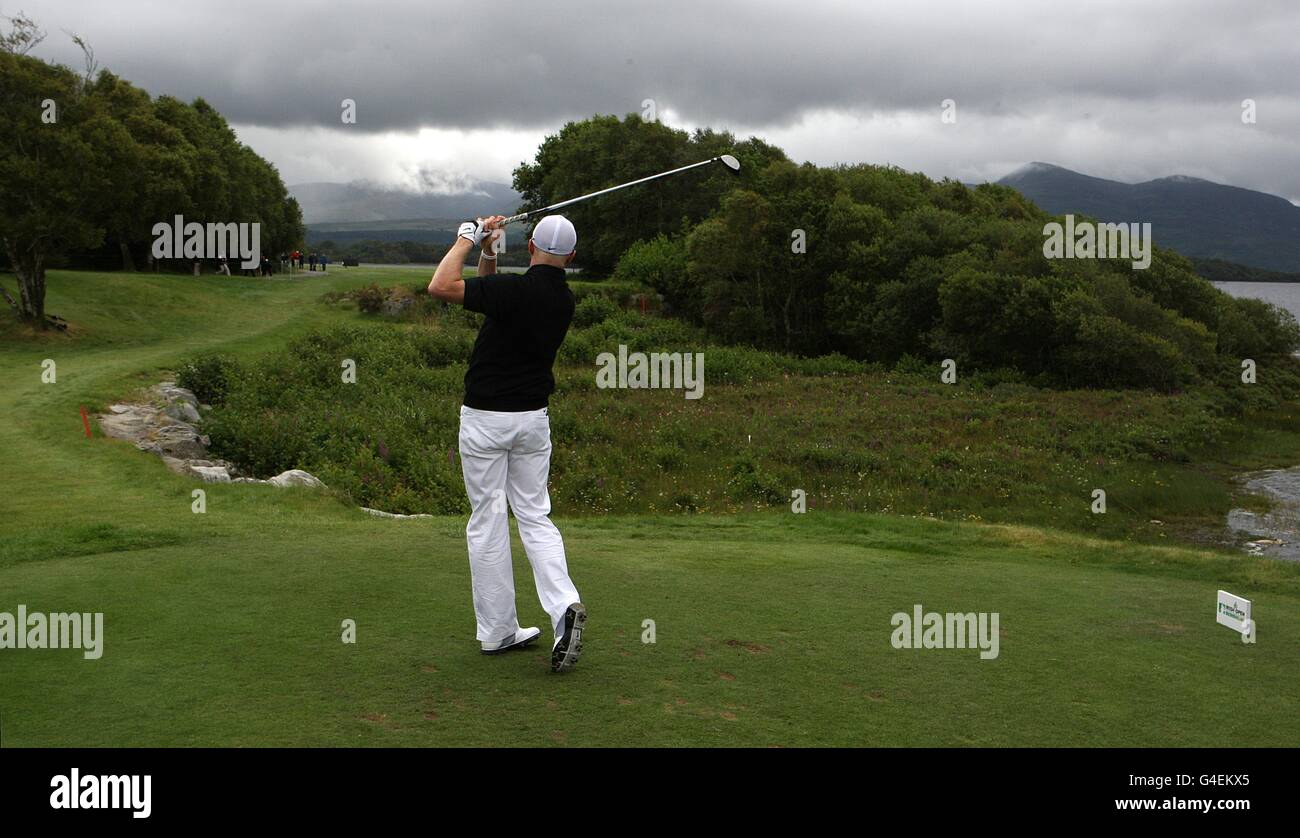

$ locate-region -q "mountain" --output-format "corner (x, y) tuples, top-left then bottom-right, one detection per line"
(997, 163), (1300, 273)
(289, 179), (523, 224)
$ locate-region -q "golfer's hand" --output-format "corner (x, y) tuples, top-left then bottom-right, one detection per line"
(480, 215), (506, 254)
(457, 219), (487, 247)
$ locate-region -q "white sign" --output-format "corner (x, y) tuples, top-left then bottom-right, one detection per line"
(1216, 590), (1252, 638)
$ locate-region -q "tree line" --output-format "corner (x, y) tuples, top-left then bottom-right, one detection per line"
(514, 114), (1300, 390)
(0, 16), (304, 329)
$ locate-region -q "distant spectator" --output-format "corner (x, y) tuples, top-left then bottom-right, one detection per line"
(216, 258), (231, 276)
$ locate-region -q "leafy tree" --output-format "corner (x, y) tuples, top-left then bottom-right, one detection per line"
(0, 43), (110, 327)
(0, 21), (304, 321)
(513, 114), (785, 272)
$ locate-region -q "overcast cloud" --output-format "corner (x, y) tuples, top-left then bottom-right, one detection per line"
(13, 0), (1300, 201)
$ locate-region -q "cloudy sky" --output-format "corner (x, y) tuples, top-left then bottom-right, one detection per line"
(15, 0), (1300, 201)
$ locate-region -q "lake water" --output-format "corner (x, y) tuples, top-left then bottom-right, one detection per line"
(1212, 281), (1300, 322)
(1214, 281), (1300, 560)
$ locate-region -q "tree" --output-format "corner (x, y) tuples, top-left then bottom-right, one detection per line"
(1, 22), (304, 307)
(0, 44), (110, 328)
(0, 11), (44, 55)
(512, 114), (785, 272)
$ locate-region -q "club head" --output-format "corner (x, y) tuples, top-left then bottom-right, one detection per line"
(719, 154), (741, 174)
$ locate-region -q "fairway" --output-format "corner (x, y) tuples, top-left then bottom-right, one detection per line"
(2, 270), (1298, 747)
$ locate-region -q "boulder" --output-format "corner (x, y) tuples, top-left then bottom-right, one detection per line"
(153, 382), (199, 407)
(145, 422), (209, 460)
(165, 401), (203, 424)
(188, 465), (231, 483)
(269, 469), (326, 489)
(99, 409), (153, 443)
(381, 295), (415, 317)
(100, 382), (326, 493)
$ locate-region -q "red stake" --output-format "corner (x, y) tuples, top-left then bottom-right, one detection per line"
(79, 406), (92, 438)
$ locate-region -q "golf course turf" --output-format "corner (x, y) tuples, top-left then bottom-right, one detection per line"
(1, 269), (1297, 747)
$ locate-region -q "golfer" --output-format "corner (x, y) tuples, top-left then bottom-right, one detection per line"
(428, 214), (586, 672)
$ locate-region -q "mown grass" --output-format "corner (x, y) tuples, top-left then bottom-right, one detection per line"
(1, 268), (1298, 747)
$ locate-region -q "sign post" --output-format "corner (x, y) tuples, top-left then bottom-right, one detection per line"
(1216, 590), (1255, 644)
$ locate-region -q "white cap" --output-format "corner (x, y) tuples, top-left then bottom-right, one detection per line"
(531, 215), (577, 255)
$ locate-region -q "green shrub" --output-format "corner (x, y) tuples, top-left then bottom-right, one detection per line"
(780, 352), (866, 377)
(573, 294), (619, 328)
(571, 280), (642, 305)
(893, 354), (932, 377)
(195, 313), (1300, 531)
(726, 457), (785, 504)
(701, 346), (778, 385)
(1216, 295), (1300, 359)
(176, 354), (242, 405)
(356, 283), (385, 314)
(613, 235), (692, 315)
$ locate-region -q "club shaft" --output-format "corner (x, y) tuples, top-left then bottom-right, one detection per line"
(501, 157), (725, 225)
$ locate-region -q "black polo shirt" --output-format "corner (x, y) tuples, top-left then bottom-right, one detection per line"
(461, 264), (575, 411)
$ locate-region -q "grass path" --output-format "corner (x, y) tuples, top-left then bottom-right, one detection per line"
(1, 270), (1298, 746)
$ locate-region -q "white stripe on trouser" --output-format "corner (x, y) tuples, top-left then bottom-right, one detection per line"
(458, 405), (580, 644)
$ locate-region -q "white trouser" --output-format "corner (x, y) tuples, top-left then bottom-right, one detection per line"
(458, 405), (579, 643)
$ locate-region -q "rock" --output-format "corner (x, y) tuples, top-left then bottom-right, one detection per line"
(165, 402), (202, 424)
(99, 408), (154, 442)
(100, 381), (328, 493)
(188, 465), (231, 483)
(381, 295), (415, 316)
(146, 422), (208, 459)
(153, 382), (198, 407)
(269, 469), (326, 489)
(361, 506), (433, 519)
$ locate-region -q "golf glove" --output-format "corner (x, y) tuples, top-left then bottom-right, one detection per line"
(458, 219), (487, 247)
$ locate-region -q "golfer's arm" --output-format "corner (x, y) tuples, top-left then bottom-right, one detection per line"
(477, 247), (497, 278)
(428, 239), (473, 304)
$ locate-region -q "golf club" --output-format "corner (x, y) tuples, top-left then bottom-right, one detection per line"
(498, 154), (741, 226)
